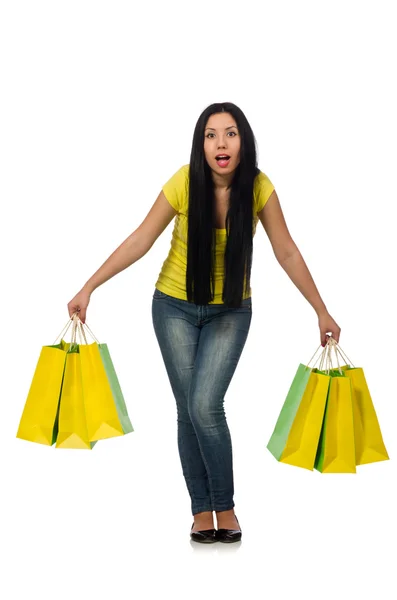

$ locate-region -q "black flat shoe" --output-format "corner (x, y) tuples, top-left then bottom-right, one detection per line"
(215, 516), (242, 543)
(190, 522), (217, 543)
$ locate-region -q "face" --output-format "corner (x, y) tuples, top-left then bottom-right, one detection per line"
(203, 112), (241, 174)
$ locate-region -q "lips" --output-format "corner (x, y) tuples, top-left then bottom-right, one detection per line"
(215, 154), (230, 160)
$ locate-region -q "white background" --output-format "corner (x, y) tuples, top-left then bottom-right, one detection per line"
(1, 1), (396, 598)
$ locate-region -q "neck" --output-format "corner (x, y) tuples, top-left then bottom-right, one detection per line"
(211, 169), (234, 191)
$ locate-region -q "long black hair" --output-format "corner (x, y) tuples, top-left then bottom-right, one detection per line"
(186, 102), (260, 308)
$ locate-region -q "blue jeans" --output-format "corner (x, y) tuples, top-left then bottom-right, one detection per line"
(151, 287), (253, 516)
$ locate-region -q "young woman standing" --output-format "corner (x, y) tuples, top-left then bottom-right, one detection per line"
(67, 102), (341, 544)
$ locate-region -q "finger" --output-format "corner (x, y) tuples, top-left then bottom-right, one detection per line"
(321, 333), (330, 347)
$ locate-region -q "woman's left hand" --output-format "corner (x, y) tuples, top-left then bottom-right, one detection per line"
(318, 311), (341, 346)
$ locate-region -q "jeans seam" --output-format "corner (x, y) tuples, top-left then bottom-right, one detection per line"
(187, 398), (216, 511)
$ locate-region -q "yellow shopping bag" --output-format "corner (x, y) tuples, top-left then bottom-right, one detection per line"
(17, 313), (131, 448)
(332, 344), (389, 466)
(314, 372), (356, 473)
(68, 318), (124, 442)
(346, 368), (389, 465)
(279, 369), (330, 470)
(16, 342), (66, 445)
(61, 315), (132, 444)
(267, 344), (331, 471)
(55, 349), (96, 450)
(15, 319), (82, 446)
(79, 342), (124, 441)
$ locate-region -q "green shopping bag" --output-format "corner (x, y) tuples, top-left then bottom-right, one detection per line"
(98, 343), (134, 435)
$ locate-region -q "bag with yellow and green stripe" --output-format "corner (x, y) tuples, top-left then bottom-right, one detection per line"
(267, 337), (389, 472)
(16, 313), (133, 449)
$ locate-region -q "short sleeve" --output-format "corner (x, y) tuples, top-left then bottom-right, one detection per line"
(255, 171), (275, 213)
(162, 165), (189, 213)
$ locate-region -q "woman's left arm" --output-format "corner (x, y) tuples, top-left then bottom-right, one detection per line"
(258, 190), (341, 346)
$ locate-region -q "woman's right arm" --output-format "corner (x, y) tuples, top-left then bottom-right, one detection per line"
(67, 190), (177, 321)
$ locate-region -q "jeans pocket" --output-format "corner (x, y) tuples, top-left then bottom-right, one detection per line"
(153, 288), (168, 299)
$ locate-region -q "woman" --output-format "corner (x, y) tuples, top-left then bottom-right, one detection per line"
(67, 102), (341, 544)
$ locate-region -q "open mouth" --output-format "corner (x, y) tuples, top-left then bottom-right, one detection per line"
(216, 155), (230, 161)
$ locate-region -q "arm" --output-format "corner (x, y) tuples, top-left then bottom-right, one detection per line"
(258, 190), (341, 343)
(83, 190), (177, 294)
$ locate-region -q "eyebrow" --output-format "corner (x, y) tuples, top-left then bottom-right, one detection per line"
(205, 125), (238, 131)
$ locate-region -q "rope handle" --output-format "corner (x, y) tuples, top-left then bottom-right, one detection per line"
(305, 336), (355, 375)
(52, 312), (100, 347)
(53, 315), (355, 375)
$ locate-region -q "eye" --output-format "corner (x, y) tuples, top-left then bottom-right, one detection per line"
(205, 131), (237, 138)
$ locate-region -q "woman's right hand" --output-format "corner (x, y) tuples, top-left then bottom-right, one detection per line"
(67, 287), (91, 324)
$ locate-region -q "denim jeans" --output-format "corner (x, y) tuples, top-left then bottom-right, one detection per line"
(151, 287), (253, 516)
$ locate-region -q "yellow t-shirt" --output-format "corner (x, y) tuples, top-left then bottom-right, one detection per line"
(155, 164), (275, 304)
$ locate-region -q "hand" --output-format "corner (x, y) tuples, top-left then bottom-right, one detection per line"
(318, 310), (341, 346)
(67, 287), (91, 324)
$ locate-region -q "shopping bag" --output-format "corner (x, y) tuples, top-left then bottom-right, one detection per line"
(332, 344), (389, 466)
(17, 315), (93, 447)
(314, 369), (356, 473)
(98, 343), (134, 435)
(73, 319), (130, 442)
(267, 344), (331, 470)
(16, 341), (67, 446)
(55, 346), (97, 450)
(75, 319), (133, 436)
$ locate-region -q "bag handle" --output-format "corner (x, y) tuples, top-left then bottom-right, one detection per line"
(318, 339), (342, 375)
(53, 312), (101, 347)
(53, 317), (74, 344)
(305, 343), (338, 372)
(63, 313), (83, 351)
(324, 336), (355, 369)
(70, 314), (85, 348)
(324, 338), (340, 375)
(70, 313), (101, 348)
(332, 342), (355, 368)
(305, 336), (355, 375)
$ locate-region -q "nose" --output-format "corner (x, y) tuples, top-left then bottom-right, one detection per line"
(216, 133), (229, 148)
